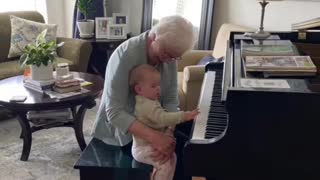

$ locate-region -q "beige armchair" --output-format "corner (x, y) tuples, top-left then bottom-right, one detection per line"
(177, 24), (252, 111)
(0, 11), (92, 80)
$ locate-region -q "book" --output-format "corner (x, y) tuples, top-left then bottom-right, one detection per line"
(240, 78), (290, 89)
(55, 79), (81, 88)
(241, 40), (298, 58)
(24, 78), (55, 86)
(53, 84), (81, 93)
(23, 81), (53, 93)
(292, 17), (320, 30)
(45, 88), (90, 99)
(263, 71), (317, 77)
(27, 109), (71, 119)
(245, 56), (317, 75)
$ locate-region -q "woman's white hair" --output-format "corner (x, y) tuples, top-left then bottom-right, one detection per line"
(149, 15), (195, 56)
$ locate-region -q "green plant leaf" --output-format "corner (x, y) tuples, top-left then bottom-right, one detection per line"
(77, 0), (93, 20)
(19, 29), (64, 67)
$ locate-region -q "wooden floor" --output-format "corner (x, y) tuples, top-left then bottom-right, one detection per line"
(193, 177), (206, 180)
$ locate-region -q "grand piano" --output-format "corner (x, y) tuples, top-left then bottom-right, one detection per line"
(183, 31), (320, 180)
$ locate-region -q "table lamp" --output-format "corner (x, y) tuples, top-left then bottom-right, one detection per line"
(246, 0), (282, 40)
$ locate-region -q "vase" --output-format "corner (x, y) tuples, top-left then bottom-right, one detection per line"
(30, 63), (54, 81)
(77, 19), (95, 38)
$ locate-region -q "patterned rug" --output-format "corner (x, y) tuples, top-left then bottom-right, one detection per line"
(0, 100), (100, 180)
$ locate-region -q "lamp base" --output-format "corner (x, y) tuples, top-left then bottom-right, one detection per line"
(244, 30), (271, 40)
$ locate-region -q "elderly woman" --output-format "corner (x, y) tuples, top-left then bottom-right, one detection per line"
(91, 15), (194, 180)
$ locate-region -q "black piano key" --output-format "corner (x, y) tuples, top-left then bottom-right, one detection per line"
(208, 114), (228, 119)
(204, 69), (229, 140)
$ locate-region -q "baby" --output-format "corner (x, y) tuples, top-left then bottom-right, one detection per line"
(129, 64), (199, 180)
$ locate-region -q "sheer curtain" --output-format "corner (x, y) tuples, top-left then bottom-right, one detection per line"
(152, 0), (202, 27)
(0, 0), (37, 12)
(0, 0), (47, 21)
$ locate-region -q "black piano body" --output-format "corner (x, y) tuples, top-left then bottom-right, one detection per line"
(183, 31), (320, 180)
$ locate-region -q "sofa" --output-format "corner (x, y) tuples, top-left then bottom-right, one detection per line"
(177, 24), (252, 111)
(0, 11), (92, 80)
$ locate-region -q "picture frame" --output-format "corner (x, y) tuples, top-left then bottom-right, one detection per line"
(112, 13), (128, 25)
(95, 17), (113, 39)
(107, 24), (127, 39)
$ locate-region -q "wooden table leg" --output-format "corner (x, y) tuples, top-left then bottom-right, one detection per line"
(16, 112), (32, 161)
(73, 104), (88, 151)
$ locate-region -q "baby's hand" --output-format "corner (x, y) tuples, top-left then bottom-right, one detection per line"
(183, 109), (200, 121)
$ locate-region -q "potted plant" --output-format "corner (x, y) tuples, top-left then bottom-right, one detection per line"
(76, 0), (94, 38)
(20, 29), (64, 81)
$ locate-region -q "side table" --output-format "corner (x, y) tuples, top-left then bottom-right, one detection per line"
(83, 38), (126, 78)
(0, 72), (104, 161)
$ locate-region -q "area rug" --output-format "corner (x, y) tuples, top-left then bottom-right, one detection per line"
(0, 100), (100, 180)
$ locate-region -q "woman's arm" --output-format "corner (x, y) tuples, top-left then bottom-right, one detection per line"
(104, 49), (175, 162)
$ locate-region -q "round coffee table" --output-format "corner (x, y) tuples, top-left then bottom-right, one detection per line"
(0, 72), (104, 161)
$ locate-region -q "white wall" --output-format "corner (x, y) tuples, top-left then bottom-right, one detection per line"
(64, 0), (76, 38)
(46, 0), (66, 37)
(94, 0), (143, 36)
(62, 0), (142, 38)
(59, 0), (320, 41)
(212, 0), (320, 46)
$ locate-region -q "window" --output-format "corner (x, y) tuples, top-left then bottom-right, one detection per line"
(152, 0), (203, 49)
(0, 0), (47, 22)
(0, 0), (37, 12)
(152, 0), (202, 28)
(142, 0), (215, 50)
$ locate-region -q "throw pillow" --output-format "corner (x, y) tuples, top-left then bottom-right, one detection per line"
(8, 15), (57, 58)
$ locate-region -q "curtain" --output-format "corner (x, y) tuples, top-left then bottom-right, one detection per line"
(72, 0), (105, 38)
(140, 0), (153, 33)
(198, 0), (215, 50)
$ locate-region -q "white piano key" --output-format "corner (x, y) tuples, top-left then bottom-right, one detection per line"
(191, 71), (215, 141)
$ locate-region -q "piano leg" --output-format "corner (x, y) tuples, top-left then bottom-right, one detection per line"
(173, 121), (193, 180)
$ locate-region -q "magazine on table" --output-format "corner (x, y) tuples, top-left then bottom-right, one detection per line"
(245, 56), (317, 75)
(240, 78), (290, 89)
(241, 40), (299, 58)
(45, 88), (90, 99)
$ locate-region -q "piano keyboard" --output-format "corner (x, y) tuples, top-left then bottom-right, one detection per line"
(190, 69), (228, 144)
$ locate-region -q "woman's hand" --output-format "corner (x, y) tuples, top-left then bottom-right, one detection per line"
(150, 131), (176, 164)
(128, 120), (176, 164)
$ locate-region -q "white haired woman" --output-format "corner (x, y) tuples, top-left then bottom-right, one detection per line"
(91, 15), (195, 180)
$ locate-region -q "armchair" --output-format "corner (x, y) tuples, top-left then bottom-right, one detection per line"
(177, 24), (252, 111)
(0, 11), (92, 80)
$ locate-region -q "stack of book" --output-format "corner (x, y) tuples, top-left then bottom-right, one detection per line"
(23, 79), (55, 93)
(27, 109), (72, 127)
(245, 56), (317, 77)
(241, 40), (299, 58)
(241, 39), (318, 77)
(53, 78), (81, 93)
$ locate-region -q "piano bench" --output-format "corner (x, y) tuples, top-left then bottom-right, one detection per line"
(74, 138), (153, 180)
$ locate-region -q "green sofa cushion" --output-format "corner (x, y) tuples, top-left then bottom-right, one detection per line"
(0, 11), (44, 63)
(8, 15), (57, 58)
(0, 57), (74, 80)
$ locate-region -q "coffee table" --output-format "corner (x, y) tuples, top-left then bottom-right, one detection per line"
(0, 72), (104, 161)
